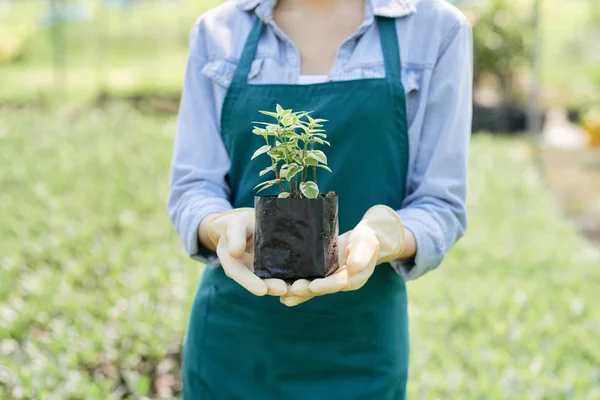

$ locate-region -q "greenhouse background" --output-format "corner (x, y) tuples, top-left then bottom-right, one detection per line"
(1, 0), (599, 399)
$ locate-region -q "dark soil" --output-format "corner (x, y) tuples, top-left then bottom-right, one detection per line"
(264, 191), (337, 199)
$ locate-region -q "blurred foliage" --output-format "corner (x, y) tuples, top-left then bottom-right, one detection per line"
(533, 0), (600, 110)
(0, 25), (34, 64)
(467, 0), (529, 103)
(1, 106), (599, 398)
(464, 0), (600, 110)
(0, 0), (219, 103)
(1, 0), (599, 110)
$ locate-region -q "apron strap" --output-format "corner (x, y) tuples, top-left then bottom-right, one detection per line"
(232, 17), (264, 85)
(376, 17), (402, 82)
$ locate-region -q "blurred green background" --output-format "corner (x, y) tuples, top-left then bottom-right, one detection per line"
(1, 0), (600, 399)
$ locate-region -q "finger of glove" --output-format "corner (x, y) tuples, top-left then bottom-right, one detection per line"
(346, 234), (379, 274)
(344, 246), (377, 291)
(308, 267), (349, 295)
(265, 279), (288, 296)
(226, 216), (249, 259)
(337, 231), (352, 267)
(217, 239), (267, 296)
(238, 252), (255, 269)
(245, 235), (255, 254)
(290, 279), (312, 296)
(343, 265), (376, 292)
(280, 294), (315, 307)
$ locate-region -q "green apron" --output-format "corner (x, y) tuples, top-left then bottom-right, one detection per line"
(183, 16), (411, 399)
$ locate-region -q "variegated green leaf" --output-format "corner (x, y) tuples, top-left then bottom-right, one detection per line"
(259, 110), (279, 119)
(300, 181), (319, 199)
(310, 150), (327, 164)
(259, 165), (275, 177)
(254, 179), (281, 193)
(286, 165), (303, 181)
(251, 145), (271, 160)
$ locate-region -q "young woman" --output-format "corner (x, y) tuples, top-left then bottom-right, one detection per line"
(168, 0), (472, 398)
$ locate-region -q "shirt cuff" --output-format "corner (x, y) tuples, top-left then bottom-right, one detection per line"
(181, 197), (232, 264)
(392, 208), (445, 281)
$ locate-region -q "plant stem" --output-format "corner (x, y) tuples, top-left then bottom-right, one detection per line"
(311, 141), (317, 184)
(269, 134), (287, 193)
(280, 126), (295, 196)
(301, 132), (309, 185)
(273, 161), (287, 193)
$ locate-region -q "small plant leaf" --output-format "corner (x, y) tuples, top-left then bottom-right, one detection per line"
(286, 165), (303, 181)
(276, 104), (284, 115)
(279, 163), (289, 176)
(259, 165), (275, 177)
(317, 164), (332, 173)
(267, 148), (285, 161)
(254, 179), (281, 193)
(310, 150), (327, 164)
(251, 145), (272, 160)
(278, 192), (290, 199)
(283, 130), (300, 139)
(259, 111), (279, 119)
(280, 163), (297, 178)
(300, 181), (319, 199)
(305, 155), (319, 166)
(282, 116), (293, 126)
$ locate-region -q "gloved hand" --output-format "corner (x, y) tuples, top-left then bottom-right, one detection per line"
(207, 208), (288, 297)
(280, 205), (405, 307)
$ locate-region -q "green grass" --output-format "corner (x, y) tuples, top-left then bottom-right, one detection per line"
(0, 105), (196, 398)
(0, 0), (221, 103)
(1, 106), (599, 398)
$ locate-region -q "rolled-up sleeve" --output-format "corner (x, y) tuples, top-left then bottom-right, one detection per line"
(393, 20), (473, 280)
(167, 19), (232, 263)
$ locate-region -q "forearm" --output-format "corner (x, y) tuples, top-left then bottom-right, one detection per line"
(168, 20), (234, 261)
(392, 20), (472, 279)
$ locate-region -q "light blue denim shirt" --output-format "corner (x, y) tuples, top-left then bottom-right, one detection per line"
(168, 0), (473, 280)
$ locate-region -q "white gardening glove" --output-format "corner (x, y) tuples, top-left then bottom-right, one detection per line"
(281, 205), (405, 307)
(208, 208), (287, 297)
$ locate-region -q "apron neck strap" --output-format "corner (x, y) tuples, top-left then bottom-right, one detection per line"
(377, 16), (402, 82)
(232, 16), (402, 85)
(232, 17), (265, 85)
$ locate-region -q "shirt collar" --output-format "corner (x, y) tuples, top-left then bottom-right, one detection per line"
(235, 0), (416, 19)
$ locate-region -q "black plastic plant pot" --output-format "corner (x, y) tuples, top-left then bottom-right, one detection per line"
(253, 195), (339, 281)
